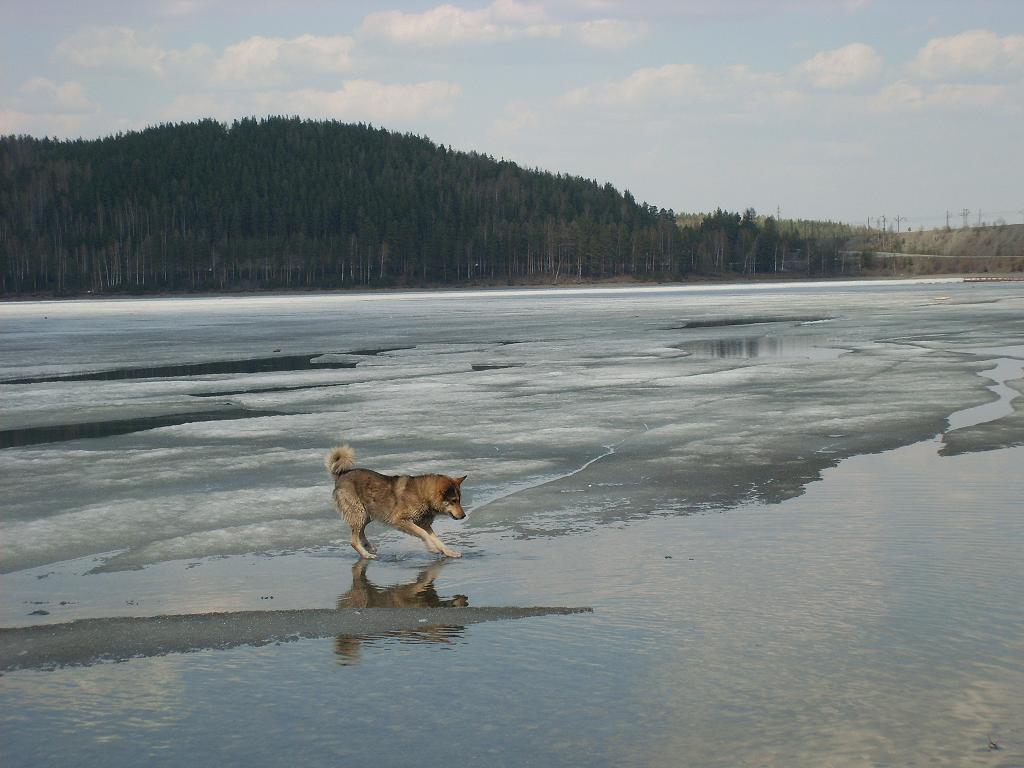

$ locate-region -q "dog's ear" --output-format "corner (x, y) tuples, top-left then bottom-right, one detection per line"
(454, 475), (467, 486)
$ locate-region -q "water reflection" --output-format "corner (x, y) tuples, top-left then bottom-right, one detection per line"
(337, 560), (468, 610)
(333, 560), (468, 664)
(679, 334), (839, 359)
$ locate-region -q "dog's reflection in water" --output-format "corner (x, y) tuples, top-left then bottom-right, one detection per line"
(334, 560), (468, 663)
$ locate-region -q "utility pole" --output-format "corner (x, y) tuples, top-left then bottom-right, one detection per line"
(977, 209), (982, 227)
(945, 210), (951, 229)
(894, 214), (905, 234)
(879, 215), (886, 251)
(960, 208), (970, 228)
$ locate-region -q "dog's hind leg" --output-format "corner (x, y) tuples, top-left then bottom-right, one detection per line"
(358, 528), (377, 556)
(350, 521), (376, 559)
(336, 493), (376, 559)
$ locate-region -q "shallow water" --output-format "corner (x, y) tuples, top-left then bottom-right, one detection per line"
(2, 438), (1021, 767)
(1, 279), (1023, 766)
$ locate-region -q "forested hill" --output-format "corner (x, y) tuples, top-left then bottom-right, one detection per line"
(1, 118), (870, 295)
(2, 117), (690, 294)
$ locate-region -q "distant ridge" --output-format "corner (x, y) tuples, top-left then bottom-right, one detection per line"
(3, 117), (903, 296)
(2, 117), (683, 294)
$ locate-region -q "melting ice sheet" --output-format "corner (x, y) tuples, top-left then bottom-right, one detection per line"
(0, 278), (1022, 574)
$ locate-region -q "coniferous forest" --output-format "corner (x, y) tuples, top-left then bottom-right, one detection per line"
(1, 117), (858, 295)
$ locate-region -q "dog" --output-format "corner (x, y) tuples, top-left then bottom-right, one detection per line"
(325, 444), (467, 559)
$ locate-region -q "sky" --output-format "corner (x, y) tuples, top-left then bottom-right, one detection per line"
(2, 0), (1022, 226)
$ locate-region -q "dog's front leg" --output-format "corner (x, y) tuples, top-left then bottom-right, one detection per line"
(395, 521), (461, 558)
(422, 521), (461, 559)
(430, 535), (461, 559)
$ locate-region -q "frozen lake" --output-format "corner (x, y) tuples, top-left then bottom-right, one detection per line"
(2, 279), (1023, 766)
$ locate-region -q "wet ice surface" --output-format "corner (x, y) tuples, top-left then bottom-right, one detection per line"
(2, 279), (1021, 575)
(2, 279), (1024, 767)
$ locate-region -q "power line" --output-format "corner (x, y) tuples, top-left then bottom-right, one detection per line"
(960, 208), (970, 228)
(866, 208), (1021, 228)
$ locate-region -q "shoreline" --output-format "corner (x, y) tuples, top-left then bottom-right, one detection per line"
(0, 272), (997, 305)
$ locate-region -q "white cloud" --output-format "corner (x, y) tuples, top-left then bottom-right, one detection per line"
(160, 80), (462, 124)
(574, 19), (649, 49)
(262, 80), (461, 121)
(54, 27), (356, 90)
(910, 29), (1024, 80)
(359, 1), (645, 49)
(211, 34), (355, 89)
(55, 26), (213, 79)
(873, 79), (1010, 111)
(799, 42), (883, 88)
(490, 99), (541, 141)
(561, 64), (706, 108)
(727, 64), (787, 90)
(360, 1), (559, 46)
(18, 78), (98, 114)
(56, 26), (167, 74)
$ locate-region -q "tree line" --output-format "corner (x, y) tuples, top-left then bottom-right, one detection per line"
(0, 117), (861, 295)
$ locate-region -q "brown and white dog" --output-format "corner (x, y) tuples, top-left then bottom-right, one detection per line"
(325, 444), (467, 559)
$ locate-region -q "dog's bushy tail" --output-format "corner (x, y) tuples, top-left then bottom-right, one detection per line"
(324, 444), (356, 476)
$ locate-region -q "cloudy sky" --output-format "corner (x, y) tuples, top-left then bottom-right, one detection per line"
(3, 0), (1022, 226)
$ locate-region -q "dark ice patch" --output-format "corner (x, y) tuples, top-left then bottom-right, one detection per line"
(2, 354), (358, 384)
(0, 408), (286, 449)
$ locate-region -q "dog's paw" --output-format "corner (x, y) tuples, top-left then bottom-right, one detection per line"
(442, 550), (462, 559)
(362, 552), (378, 560)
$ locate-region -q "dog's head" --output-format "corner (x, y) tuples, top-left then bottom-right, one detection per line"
(439, 475), (467, 520)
